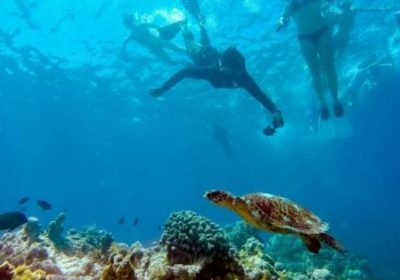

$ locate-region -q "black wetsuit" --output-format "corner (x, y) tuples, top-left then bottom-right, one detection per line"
(182, 25), (219, 67)
(159, 65), (278, 113)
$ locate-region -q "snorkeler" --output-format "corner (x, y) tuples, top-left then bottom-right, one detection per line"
(148, 47), (284, 136)
(277, 0), (343, 120)
(179, 20), (219, 67)
(122, 14), (187, 65)
(388, 11), (400, 69)
(331, 0), (396, 58)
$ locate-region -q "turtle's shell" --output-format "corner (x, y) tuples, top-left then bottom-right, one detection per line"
(241, 193), (328, 235)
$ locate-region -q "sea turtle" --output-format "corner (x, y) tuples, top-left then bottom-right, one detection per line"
(204, 190), (345, 254)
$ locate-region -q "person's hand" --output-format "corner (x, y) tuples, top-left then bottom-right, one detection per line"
(276, 17), (288, 32)
(148, 88), (164, 97)
(272, 110), (284, 129)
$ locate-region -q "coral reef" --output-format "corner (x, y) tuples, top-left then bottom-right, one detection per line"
(0, 211), (375, 280)
(268, 235), (373, 280)
(0, 214), (114, 279)
(224, 221), (263, 250)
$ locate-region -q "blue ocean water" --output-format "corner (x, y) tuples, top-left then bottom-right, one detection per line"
(0, 0), (399, 279)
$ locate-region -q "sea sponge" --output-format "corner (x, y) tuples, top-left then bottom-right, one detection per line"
(47, 213), (69, 249)
(100, 249), (136, 280)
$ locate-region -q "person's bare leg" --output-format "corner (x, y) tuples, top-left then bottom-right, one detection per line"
(299, 40), (329, 119)
(319, 33), (339, 102)
(161, 40), (188, 55)
(319, 33), (344, 117)
(150, 48), (178, 65)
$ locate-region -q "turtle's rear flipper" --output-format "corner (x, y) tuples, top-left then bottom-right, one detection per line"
(318, 233), (346, 253)
(301, 234), (321, 254)
(302, 233), (346, 254)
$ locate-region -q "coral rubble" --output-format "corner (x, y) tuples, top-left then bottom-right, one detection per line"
(0, 211), (374, 280)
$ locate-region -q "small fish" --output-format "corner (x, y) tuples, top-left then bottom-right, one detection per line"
(17, 196), (30, 206)
(118, 217), (125, 225)
(37, 200), (52, 210)
(0, 211), (28, 231)
(157, 226), (162, 231)
(133, 217), (139, 226)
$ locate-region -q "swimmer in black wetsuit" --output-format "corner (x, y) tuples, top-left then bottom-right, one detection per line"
(148, 47), (284, 136)
(180, 22), (219, 67)
(278, 0), (344, 120)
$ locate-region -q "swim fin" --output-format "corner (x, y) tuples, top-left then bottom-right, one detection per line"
(180, 0), (203, 22)
(158, 22), (182, 41)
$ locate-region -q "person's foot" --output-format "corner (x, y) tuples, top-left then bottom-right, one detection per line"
(263, 126), (276, 136)
(272, 110), (284, 129)
(148, 88), (164, 97)
(333, 101), (344, 118)
(320, 105), (330, 120)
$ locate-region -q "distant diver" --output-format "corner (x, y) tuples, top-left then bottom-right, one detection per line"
(330, 0), (397, 58)
(122, 14), (187, 65)
(149, 47), (284, 136)
(212, 123), (234, 158)
(0, 211), (28, 231)
(118, 216), (125, 225)
(277, 0), (344, 120)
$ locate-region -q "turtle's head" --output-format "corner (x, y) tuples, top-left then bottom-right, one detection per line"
(204, 190), (234, 208)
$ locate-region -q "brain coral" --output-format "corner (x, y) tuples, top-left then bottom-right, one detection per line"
(161, 210), (234, 265)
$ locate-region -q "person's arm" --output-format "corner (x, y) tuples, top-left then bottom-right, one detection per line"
(149, 67), (213, 97)
(239, 72), (278, 114)
(277, 2), (292, 31)
(200, 25), (211, 47)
